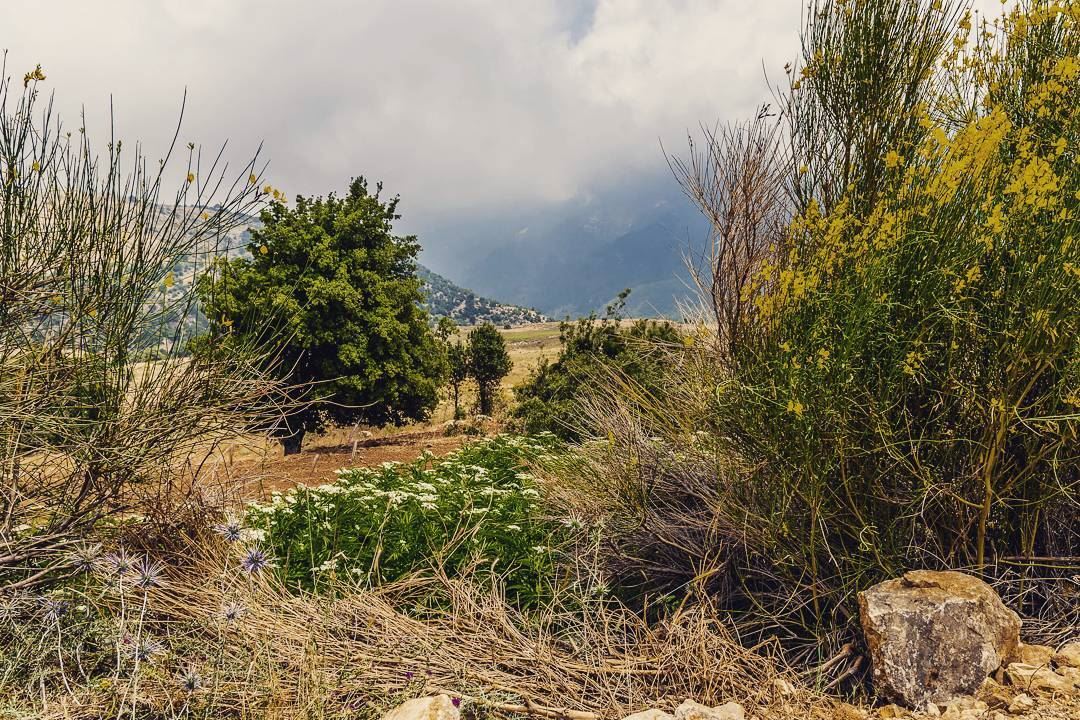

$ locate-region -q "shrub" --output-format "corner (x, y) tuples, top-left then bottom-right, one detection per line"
(245, 434), (569, 607)
(0, 63), (286, 589)
(584, 0), (1080, 653)
(466, 322), (512, 415)
(514, 314), (682, 440)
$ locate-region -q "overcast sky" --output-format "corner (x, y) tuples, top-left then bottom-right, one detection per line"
(3, 0), (1007, 242)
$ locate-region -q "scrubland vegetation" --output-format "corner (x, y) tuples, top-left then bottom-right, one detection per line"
(2, 1), (1078, 718)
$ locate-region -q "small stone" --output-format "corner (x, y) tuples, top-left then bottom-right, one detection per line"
(877, 704), (909, 718)
(1015, 643), (1054, 667)
(975, 677), (1011, 709)
(940, 697), (988, 720)
(772, 677), (796, 697)
(621, 710), (674, 720)
(1004, 663), (1073, 695)
(1055, 665), (1080, 690)
(831, 702), (868, 719)
(1007, 693), (1035, 714)
(1053, 641), (1080, 669)
(381, 695), (460, 720)
(673, 699), (744, 720)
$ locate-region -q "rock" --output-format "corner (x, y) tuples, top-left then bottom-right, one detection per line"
(1056, 666), (1080, 689)
(877, 705), (910, 718)
(1007, 693), (1036, 714)
(831, 702), (868, 719)
(858, 570), (1022, 708)
(1003, 663), (1073, 695)
(975, 677), (1011, 709)
(1016, 643), (1055, 667)
(1053, 641), (1080, 669)
(771, 677), (796, 697)
(381, 695), (460, 720)
(940, 697), (988, 720)
(621, 711), (674, 720)
(923, 701), (940, 717)
(673, 699), (745, 720)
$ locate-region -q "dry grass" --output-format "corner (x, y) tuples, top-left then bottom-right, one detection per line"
(34, 536), (838, 720)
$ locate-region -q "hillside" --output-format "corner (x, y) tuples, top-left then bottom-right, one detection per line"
(418, 265), (545, 326)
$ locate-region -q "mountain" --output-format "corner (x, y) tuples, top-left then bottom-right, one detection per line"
(417, 264), (545, 326)
(418, 174), (710, 319)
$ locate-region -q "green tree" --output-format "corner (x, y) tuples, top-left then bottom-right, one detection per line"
(466, 322), (511, 415)
(447, 340), (470, 420)
(197, 178), (445, 454)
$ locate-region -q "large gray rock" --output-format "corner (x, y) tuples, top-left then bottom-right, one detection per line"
(858, 570), (1021, 708)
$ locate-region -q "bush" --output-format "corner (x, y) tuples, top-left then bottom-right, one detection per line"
(583, 0), (1080, 653)
(245, 434), (570, 607)
(514, 314), (682, 440)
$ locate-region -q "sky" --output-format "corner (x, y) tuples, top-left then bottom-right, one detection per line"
(1, 0), (1007, 258)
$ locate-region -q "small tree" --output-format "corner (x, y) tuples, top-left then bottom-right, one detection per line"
(198, 178), (446, 454)
(447, 341), (470, 419)
(467, 322), (511, 415)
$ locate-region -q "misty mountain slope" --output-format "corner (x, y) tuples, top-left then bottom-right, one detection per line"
(453, 196), (709, 319)
(417, 265), (546, 326)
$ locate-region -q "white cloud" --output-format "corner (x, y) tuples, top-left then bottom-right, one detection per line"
(2, 0), (1011, 232)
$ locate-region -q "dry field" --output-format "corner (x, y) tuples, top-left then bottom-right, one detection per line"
(215, 322), (566, 497)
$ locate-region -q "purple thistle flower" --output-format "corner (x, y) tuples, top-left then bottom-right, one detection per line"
(67, 544), (101, 574)
(131, 555), (166, 590)
(239, 546), (271, 574)
(451, 697), (461, 708)
(37, 597), (69, 622)
(221, 601), (246, 623)
(213, 516), (244, 542)
(102, 548), (135, 579)
(124, 636), (165, 662)
(178, 668), (203, 692)
(405, 671), (414, 681)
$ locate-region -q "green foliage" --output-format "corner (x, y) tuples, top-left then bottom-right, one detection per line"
(466, 322), (511, 415)
(197, 178), (446, 449)
(587, 0), (1080, 649)
(514, 314), (681, 441)
(245, 434), (569, 607)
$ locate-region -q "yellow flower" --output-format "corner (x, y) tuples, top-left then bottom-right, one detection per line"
(31, 161), (40, 172)
(163, 272), (175, 289)
(248, 173), (258, 185)
(786, 399), (805, 417)
(186, 172), (195, 184)
(884, 150), (902, 169)
(259, 245), (269, 255)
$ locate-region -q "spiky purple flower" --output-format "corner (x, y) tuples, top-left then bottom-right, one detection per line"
(213, 516), (244, 542)
(124, 636), (165, 662)
(102, 548), (135, 579)
(37, 597), (69, 622)
(131, 555), (166, 590)
(452, 697), (461, 708)
(67, 544), (102, 574)
(220, 601), (246, 623)
(239, 546), (271, 574)
(178, 668), (203, 692)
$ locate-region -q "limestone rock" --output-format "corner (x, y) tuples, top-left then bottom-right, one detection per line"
(621, 710), (674, 720)
(940, 697), (987, 720)
(858, 570), (1022, 708)
(975, 677), (1011, 709)
(381, 695), (460, 720)
(877, 705), (910, 718)
(1003, 663), (1072, 695)
(1007, 693), (1035, 714)
(1016, 643), (1055, 667)
(1053, 641), (1080, 669)
(673, 699), (744, 720)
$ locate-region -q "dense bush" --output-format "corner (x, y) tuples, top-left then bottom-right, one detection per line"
(514, 313), (681, 440)
(245, 434), (572, 607)
(584, 0), (1080, 652)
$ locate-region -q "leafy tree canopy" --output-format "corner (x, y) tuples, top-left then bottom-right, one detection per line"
(197, 177), (445, 451)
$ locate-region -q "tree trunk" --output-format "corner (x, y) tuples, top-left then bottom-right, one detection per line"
(281, 428), (305, 456)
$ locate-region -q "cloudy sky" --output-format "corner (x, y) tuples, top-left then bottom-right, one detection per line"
(1, 0), (1006, 256)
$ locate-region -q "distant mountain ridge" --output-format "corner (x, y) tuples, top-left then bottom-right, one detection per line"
(417, 265), (545, 326)
(418, 175), (710, 319)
